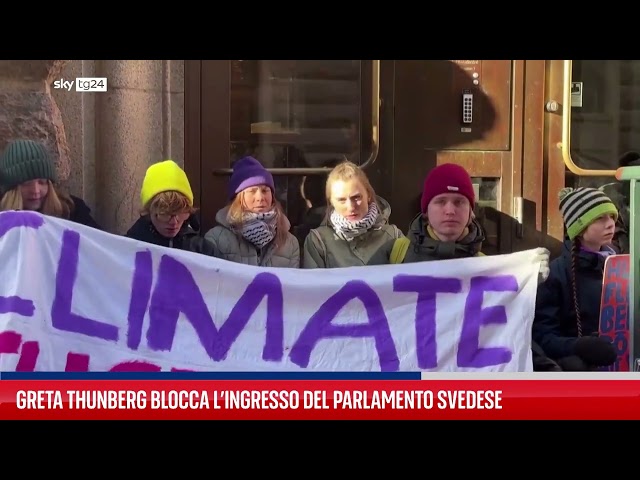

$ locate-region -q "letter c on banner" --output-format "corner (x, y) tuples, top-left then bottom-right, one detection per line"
(0, 211), (43, 318)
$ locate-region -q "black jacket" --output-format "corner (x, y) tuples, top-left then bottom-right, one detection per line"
(125, 214), (218, 256)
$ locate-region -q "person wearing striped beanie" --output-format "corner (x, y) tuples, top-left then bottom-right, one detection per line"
(533, 186), (618, 371)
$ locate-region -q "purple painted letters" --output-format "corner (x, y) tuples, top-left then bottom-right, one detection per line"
(0, 211), (42, 317)
(51, 230), (119, 341)
(0, 297), (35, 317)
(394, 275), (462, 369)
(289, 280), (399, 371)
(0, 210), (43, 237)
(146, 255), (284, 362)
(1, 209), (525, 372)
(458, 275), (518, 368)
(127, 250), (153, 349)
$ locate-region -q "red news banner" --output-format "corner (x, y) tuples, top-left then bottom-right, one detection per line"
(2, 379), (640, 420)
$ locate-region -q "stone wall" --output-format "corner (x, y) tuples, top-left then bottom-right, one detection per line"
(0, 60), (72, 186)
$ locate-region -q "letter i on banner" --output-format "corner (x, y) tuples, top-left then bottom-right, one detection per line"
(598, 254), (630, 371)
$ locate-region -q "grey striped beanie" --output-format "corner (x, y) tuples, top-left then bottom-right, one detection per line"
(558, 187), (618, 240)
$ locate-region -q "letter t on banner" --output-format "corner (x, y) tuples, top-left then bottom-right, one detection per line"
(393, 275), (462, 370)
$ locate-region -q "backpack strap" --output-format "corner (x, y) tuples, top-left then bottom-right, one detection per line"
(390, 237), (411, 264)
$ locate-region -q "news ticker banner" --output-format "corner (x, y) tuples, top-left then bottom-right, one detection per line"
(0, 211), (542, 374)
(2, 372), (640, 420)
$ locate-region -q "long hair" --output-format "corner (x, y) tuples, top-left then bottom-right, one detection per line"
(226, 194), (290, 251)
(0, 180), (74, 219)
(570, 237), (583, 337)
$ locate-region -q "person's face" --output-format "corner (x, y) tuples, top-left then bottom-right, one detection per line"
(19, 179), (49, 210)
(242, 185), (273, 213)
(426, 193), (471, 241)
(581, 213), (616, 250)
(329, 178), (370, 221)
(150, 209), (190, 238)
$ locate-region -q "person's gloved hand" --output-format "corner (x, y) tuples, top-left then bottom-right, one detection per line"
(557, 355), (589, 371)
(533, 247), (550, 284)
(574, 334), (617, 367)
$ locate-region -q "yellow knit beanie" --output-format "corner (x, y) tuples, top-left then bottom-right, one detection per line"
(140, 160), (194, 208)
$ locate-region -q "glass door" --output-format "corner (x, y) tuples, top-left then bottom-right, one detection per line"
(224, 60), (379, 243)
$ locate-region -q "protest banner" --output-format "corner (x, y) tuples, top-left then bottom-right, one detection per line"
(0, 211), (541, 372)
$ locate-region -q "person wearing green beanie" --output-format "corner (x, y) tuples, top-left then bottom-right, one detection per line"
(0, 139), (101, 229)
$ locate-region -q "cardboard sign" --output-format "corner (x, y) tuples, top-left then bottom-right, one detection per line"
(598, 254), (630, 371)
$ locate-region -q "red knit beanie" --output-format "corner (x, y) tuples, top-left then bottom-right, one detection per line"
(420, 163), (475, 213)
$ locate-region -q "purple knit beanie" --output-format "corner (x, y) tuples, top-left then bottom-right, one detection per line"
(228, 156), (275, 200)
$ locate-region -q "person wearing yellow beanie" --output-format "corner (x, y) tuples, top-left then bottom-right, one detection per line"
(125, 160), (218, 257)
(140, 159), (194, 209)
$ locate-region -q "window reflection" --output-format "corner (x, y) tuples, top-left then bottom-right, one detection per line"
(570, 60), (640, 177)
(230, 60), (362, 168)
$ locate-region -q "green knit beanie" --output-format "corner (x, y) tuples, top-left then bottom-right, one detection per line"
(0, 139), (57, 191)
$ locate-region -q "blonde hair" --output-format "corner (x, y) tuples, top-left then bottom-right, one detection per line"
(226, 193), (289, 251)
(324, 161), (376, 218)
(141, 190), (197, 216)
(0, 180), (74, 218)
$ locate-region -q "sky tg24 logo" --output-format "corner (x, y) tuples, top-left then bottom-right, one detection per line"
(53, 77), (108, 92)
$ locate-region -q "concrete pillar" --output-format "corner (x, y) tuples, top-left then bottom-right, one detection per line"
(95, 60), (174, 233)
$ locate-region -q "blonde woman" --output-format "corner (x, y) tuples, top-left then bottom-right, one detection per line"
(303, 160), (403, 268)
(204, 156), (299, 267)
(0, 139), (101, 229)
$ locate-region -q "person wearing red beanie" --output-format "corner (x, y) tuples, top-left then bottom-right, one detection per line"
(371, 163), (549, 274)
(419, 163), (476, 216)
(369, 163), (485, 264)
(369, 163), (555, 372)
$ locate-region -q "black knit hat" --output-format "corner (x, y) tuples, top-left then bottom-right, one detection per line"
(0, 139), (57, 191)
